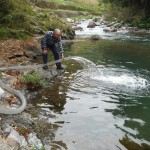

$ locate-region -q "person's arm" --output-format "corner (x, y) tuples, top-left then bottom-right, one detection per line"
(58, 37), (64, 59)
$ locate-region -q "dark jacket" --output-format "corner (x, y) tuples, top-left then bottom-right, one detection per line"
(41, 31), (64, 54)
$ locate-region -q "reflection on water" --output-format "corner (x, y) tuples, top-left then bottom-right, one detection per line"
(32, 39), (150, 149)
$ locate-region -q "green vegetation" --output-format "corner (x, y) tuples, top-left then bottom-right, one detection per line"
(90, 34), (100, 40)
(0, 0), (101, 40)
(99, 0), (150, 29)
(0, 0), (75, 40)
(20, 71), (46, 88)
(32, 0), (100, 12)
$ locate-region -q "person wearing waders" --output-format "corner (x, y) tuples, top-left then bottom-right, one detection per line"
(41, 29), (64, 70)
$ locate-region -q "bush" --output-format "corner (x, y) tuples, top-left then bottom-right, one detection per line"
(20, 72), (45, 89)
(0, 0), (14, 17)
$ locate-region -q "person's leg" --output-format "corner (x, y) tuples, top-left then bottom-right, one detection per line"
(50, 45), (63, 69)
(43, 53), (48, 64)
(42, 49), (48, 64)
(42, 49), (48, 69)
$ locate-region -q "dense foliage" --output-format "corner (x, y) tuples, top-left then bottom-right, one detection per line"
(0, 0), (14, 17)
(99, 0), (150, 18)
(98, 0), (150, 28)
(0, 0), (76, 39)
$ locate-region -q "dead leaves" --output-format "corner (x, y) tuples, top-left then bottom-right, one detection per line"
(0, 38), (40, 67)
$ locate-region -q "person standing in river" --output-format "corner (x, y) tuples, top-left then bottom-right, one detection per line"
(41, 29), (64, 70)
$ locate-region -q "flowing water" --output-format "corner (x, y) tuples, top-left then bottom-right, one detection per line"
(32, 21), (150, 150)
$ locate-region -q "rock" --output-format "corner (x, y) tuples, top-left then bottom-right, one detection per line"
(72, 26), (83, 31)
(102, 20), (109, 25)
(0, 87), (5, 100)
(90, 35), (101, 40)
(92, 17), (101, 22)
(107, 22), (116, 27)
(78, 19), (85, 22)
(23, 51), (37, 59)
(13, 112), (34, 128)
(6, 137), (19, 150)
(75, 20), (81, 24)
(27, 133), (43, 149)
(71, 23), (77, 26)
(128, 27), (138, 32)
(113, 22), (122, 28)
(2, 124), (28, 148)
(9, 51), (24, 59)
(87, 21), (96, 28)
(99, 18), (104, 24)
(103, 27), (117, 32)
(0, 136), (17, 150)
(95, 22), (101, 26)
(2, 124), (11, 135)
(67, 18), (74, 23)
(131, 29), (148, 34)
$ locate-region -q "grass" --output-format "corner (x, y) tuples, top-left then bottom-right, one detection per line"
(0, 0), (75, 40)
(46, 0), (100, 12)
(20, 71), (46, 88)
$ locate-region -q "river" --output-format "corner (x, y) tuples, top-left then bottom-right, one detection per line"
(32, 20), (150, 150)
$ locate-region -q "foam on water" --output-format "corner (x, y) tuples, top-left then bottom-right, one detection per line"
(70, 56), (150, 94)
(91, 74), (147, 88)
(75, 20), (150, 42)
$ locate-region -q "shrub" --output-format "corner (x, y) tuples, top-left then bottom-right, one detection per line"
(0, 0), (14, 17)
(20, 71), (45, 90)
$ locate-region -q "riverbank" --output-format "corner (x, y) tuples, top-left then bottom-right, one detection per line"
(0, 37), (67, 149)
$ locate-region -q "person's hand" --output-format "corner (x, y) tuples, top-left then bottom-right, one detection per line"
(42, 50), (48, 54)
(61, 53), (64, 60)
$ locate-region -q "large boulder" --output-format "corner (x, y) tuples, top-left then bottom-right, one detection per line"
(87, 21), (96, 28)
